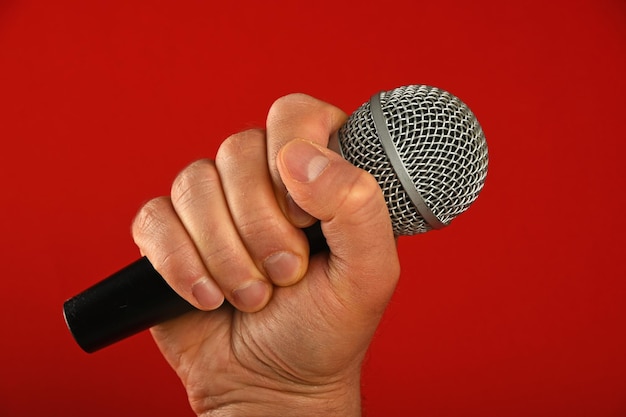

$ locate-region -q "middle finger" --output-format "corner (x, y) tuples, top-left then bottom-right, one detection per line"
(170, 157), (270, 312)
(215, 129), (309, 287)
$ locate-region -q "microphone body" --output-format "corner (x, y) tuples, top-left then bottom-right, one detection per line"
(63, 257), (189, 352)
(64, 85), (488, 353)
(64, 225), (327, 353)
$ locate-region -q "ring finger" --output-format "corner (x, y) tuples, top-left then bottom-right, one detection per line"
(215, 129), (309, 287)
(170, 158), (271, 312)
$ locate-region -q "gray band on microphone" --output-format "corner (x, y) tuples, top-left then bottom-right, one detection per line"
(369, 92), (446, 230)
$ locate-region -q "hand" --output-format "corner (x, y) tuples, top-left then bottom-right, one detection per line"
(131, 94), (400, 416)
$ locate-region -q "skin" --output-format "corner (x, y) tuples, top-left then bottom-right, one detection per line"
(131, 94), (400, 416)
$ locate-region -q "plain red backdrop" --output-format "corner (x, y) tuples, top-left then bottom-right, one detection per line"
(1, 0), (625, 416)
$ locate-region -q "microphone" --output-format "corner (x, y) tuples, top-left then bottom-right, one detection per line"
(63, 85), (489, 353)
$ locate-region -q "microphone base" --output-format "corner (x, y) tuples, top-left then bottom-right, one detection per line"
(63, 257), (195, 353)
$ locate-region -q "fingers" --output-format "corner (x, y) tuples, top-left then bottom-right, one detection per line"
(131, 196), (225, 311)
(267, 94), (399, 311)
(132, 93), (398, 316)
(276, 139), (400, 313)
(214, 129), (309, 287)
(133, 129), (311, 313)
(266, 94), (348, 227)
(133, 156), (273, 313)
(169, 157), (273, 312)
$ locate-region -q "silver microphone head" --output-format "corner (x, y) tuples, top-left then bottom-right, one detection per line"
(338, 85), (488, 236)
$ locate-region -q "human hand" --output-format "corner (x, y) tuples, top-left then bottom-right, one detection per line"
(131, 94), (400, 416)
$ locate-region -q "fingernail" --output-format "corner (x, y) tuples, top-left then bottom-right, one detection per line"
(285, 192), (314, 227)
(264, 251), (302, 286)
(282, 140), (329, 182)
(192, 278), (224, 310)
(232, 281), (269, 312)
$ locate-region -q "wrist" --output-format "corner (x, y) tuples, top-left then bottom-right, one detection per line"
(195, 373), (361, 417)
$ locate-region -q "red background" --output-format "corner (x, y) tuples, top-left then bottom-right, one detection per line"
(1, 1), (625, 416)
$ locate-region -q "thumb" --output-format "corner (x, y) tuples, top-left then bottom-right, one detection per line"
(276, 139), (400, 312)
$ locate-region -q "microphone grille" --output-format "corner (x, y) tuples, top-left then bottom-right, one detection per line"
(338, 85), (488, 236)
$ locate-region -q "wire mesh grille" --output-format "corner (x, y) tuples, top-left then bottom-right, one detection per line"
(338, 85), (488, 236)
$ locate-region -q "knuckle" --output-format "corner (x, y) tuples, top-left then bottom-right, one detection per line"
(237, 210), (280, 241)
(266, 93), (347, 134)
(269, 93), (315, 114)
(131, 196), (170, 241)
(171, 159), (219, 210)
(266, 94), (314, 126)
(215, 129), (265, 169)
(155, 240), (196, 275)
(203, 243), (240, 273)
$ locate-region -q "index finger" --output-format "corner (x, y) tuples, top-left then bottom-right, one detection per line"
(266, 93), (348, 227)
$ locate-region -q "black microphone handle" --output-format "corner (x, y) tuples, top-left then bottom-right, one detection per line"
(63, 222), (328, 353)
